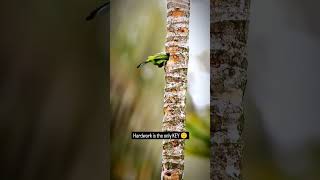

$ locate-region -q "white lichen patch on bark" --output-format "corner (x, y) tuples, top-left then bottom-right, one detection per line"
(162, 0), (190, 180)
(210, 0), (250, 179)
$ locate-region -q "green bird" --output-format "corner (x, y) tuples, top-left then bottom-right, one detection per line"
(137, 52), (170, 68)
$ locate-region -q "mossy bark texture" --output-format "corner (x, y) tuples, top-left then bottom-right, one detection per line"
(210, 0), (251, 179)
(162, 0), (190, 180)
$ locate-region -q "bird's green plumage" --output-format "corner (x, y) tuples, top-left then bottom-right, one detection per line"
(137, 52), (170, 68)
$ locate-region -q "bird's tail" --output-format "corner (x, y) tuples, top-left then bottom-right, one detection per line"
(137, 61), (148, 68)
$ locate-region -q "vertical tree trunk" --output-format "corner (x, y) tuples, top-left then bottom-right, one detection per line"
(210, 0), (251, 179)
(161, 0), (190, 179)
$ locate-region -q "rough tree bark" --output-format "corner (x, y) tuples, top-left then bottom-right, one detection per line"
(210, 0), (251, 179)
(161, 0), (190, 180)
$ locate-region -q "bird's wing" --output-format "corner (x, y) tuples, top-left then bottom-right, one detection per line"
(154, 53), (169, 60)
(146, 55), (156, 62)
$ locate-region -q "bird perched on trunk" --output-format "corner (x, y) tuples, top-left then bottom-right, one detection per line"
(137, 52), (170, 68)
(86, 1), (110, 21)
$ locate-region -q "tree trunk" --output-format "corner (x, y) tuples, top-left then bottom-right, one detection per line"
(210, 0), (251, 179)
(161, 0), (190, 179)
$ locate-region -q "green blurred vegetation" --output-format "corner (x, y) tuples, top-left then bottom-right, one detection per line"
(185, 110), (210, 158)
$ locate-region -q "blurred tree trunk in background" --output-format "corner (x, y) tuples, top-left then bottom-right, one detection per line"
(161, 0), (190, 179)
(210, 0), (251, 179)
(0, 1), (108, 180)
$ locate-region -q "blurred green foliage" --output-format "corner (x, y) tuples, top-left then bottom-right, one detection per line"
(186, 112), (210, 158)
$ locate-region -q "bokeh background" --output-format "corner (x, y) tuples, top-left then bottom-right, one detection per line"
(244, 0), (320, 179)
(0, 0), (109, 180)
